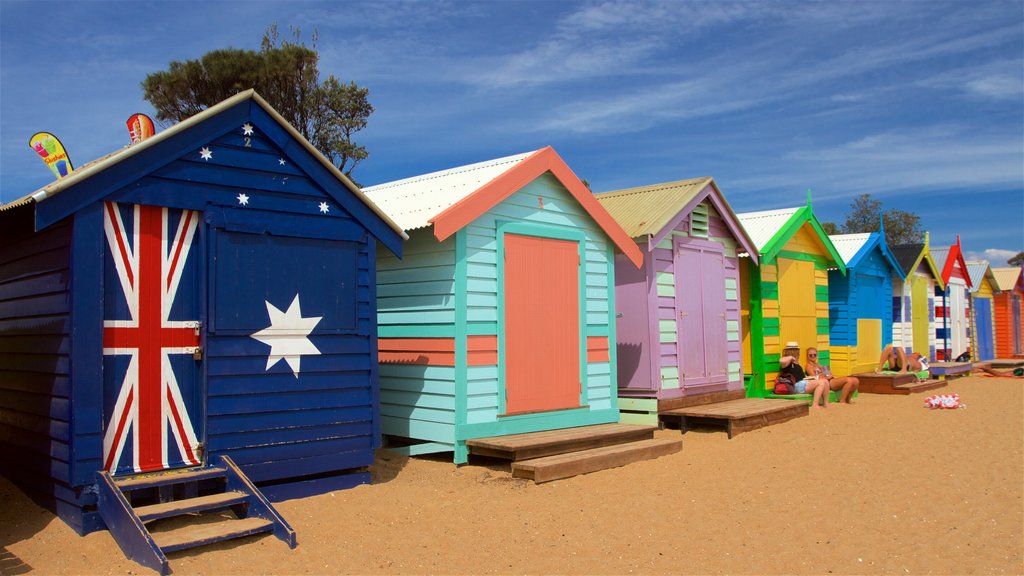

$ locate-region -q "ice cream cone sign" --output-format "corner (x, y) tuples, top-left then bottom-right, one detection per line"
(29, 132), (74, 179)
(126, 113), (156, 144)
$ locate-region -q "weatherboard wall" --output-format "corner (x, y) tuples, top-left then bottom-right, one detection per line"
(615, 199), (743, 400)
(0, 214), (92, 531)
(993, 276), (1024, 358)
(377, 173), (619, 463)
(828, 242), (895, 377)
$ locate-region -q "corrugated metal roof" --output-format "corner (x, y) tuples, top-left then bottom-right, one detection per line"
(735, 206), (801, 252)
(930, 247), (951, 271)
(594, 177), (712, 238)
(991, 267), (1023, 291)
(890, 243), (924, 275)
(362, 151), (536, 232)
(965, 260), (993, 293)
(0, 90), (407, 239)
(828, 233), (872, 265)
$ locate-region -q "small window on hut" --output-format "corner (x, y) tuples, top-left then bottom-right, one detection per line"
(212, 231), (358, 332)
(690, 203), (710, 239)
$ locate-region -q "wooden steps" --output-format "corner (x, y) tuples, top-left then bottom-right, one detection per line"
(153, 517), (275, 553)
(466, 423), (657, 461)
(134, 491), (249, 522)
(512, 438), (681, 483)
(660, 397), (809, 438)
(96, 455), (295, 575)
(892, 379), (948, 394)
(856, 372), (947, 395)
(466, 423), (679, 482)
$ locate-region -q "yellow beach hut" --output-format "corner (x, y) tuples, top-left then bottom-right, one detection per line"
(736, 199), (844, 396)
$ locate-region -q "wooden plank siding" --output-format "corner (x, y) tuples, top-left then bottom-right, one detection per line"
(0, 215), (91, 529)
(377, 228), (459, 450)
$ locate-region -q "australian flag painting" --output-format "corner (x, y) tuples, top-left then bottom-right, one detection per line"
(102, 202), (203, 475)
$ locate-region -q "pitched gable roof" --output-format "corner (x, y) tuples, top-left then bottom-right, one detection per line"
(930, 237), (972, 288)
(965, 260), (998, 294)
(363, 151), (533, 231)
(829, 232), (904, 278)
(889, 234), (946, 291)
(992, 267), (1024, 292)
(735, 204), (845, 273)
(594, 176), (758, 263)
(1, 90), (407, 254)
(364, 147), (644, 268)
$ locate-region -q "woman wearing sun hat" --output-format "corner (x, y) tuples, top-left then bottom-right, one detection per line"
(778, 341), (830, 408)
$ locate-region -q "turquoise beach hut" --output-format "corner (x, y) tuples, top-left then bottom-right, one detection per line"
(363, 147), (643, 463)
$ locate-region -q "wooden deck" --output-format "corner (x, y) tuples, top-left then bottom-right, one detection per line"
(465, 423), (657, 461)
(656, 389), (745, 412)
(660, 398), (809, 439)
(928, 362), (972, 380)
(988, 358), (1024, 369)
(856, 372), (947, 395)
(466, 423), (679, 483)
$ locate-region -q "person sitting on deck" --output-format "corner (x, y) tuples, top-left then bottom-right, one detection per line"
(804, 346), (860, 404)
(779, 342), (830, 409)
(877, 344), (929, 375)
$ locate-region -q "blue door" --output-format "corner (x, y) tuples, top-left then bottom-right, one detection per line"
(975, 298), (994, 361)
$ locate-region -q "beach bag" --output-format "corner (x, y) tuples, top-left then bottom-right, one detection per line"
(774, 373), (797, 395)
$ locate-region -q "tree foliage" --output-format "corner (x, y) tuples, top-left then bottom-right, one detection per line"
(1008, 251), (1024, 267)
(142, 24), (372, 177)
(836, 193), (924, 245)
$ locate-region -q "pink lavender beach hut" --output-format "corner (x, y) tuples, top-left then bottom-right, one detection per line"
(596, 178), (759, 424)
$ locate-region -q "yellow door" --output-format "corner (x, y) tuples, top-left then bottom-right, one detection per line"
(912, 274), (929, 354)
(778, 258), (817, 353)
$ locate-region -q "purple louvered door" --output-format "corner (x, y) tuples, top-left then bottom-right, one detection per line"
(701, 247), (728, 383)
(675, 239), (728, 391)
(676, 245), (706, 386)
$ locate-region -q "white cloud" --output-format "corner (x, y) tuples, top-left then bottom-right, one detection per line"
(964, 249), (1021, 267)
(724, 125), (1024, 199)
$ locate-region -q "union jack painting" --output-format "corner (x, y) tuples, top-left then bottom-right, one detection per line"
(102, 202), (203, 474)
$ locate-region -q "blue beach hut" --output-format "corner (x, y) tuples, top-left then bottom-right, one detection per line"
(827, 231), (905, 376)
(0, 90), (404, 571)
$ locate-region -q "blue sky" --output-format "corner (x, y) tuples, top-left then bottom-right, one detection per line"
(2, 1), (1022, 264)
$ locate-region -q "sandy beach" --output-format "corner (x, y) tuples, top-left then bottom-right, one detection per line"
(2, 374), (1021, 575)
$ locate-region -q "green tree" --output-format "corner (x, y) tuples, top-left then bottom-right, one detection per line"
(142, 24), (373, 177)
(839, 193), (923, 245)
(820, 221), (840, 235)
(1008, 251), (1024, 267)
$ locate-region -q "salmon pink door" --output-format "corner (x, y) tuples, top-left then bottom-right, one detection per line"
(503, 233), (581, 414)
